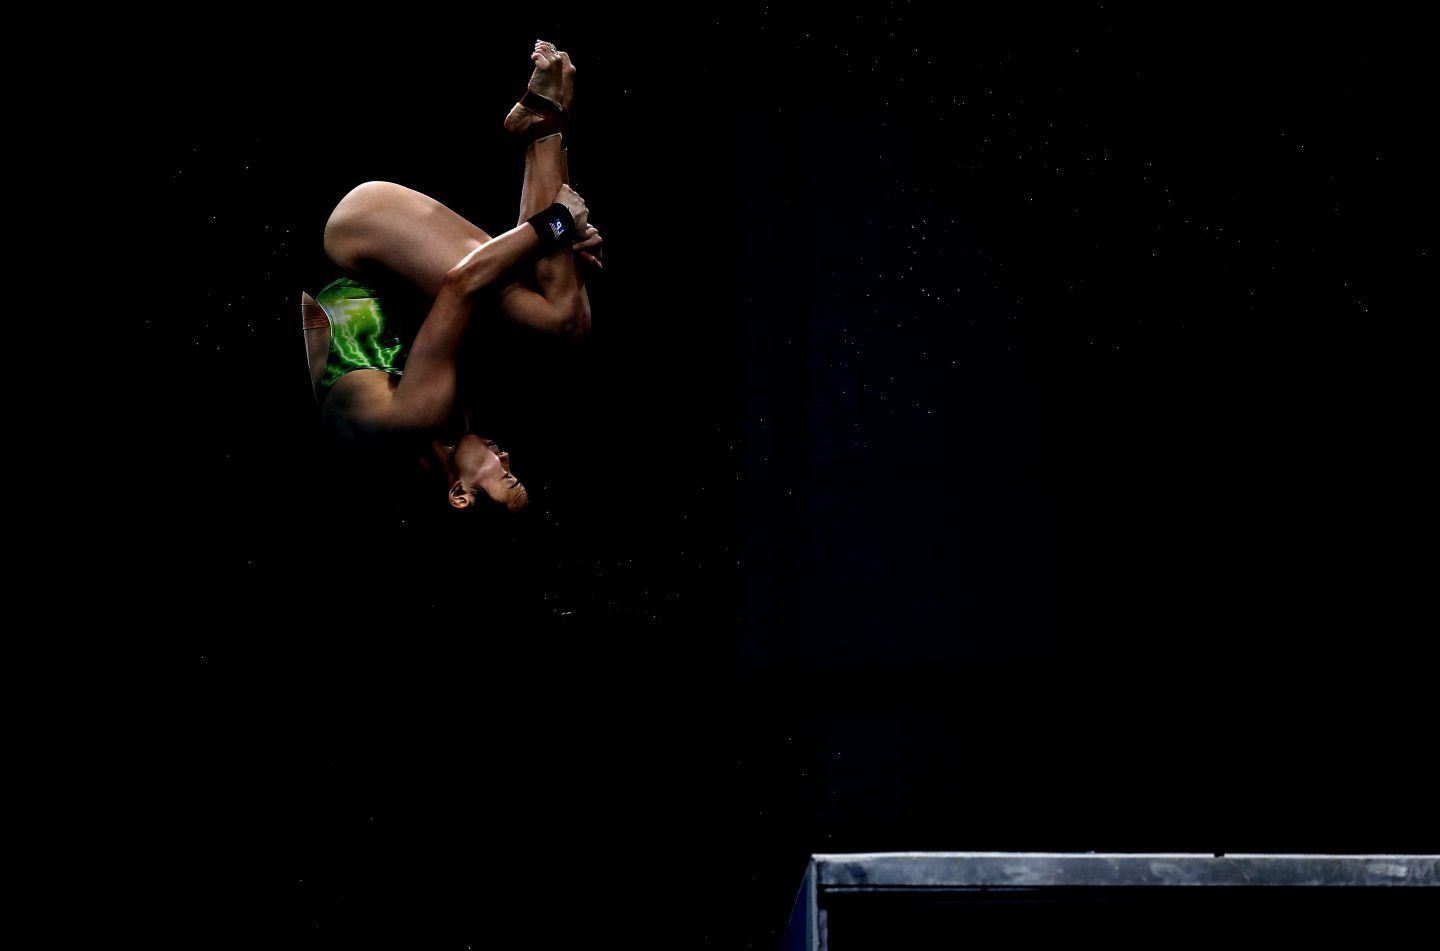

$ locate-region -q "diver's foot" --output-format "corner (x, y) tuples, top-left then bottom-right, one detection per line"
(528, 39), (573, 111)
(503, 40), (574, 141)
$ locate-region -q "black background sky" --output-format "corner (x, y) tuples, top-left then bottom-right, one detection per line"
(132, 2), (1435, 947)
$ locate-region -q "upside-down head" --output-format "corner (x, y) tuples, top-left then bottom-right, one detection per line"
(443, 433), (530, 514)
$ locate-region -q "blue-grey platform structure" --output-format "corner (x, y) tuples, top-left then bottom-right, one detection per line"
(782, 853), (1440, 950)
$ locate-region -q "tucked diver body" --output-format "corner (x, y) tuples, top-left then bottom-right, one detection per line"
(302, 39), (603, 515)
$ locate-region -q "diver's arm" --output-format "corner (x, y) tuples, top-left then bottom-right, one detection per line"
(337, 224), (552, 438)
(377, 226), (545, 433)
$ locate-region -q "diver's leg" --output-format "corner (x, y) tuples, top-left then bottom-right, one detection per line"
(322, 46), (591, 337)
(323, 43), (571, 297)
(512, 49), (595, 331)
(323, 181), (490, 299)
(323, 177), (588, 341)
(518, 132), (567, 222)
(518, 133), (588, 307)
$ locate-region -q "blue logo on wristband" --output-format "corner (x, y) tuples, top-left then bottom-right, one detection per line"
(550, 219), (566, 238)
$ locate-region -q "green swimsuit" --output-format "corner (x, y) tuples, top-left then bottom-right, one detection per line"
(314, 275), (409, 401)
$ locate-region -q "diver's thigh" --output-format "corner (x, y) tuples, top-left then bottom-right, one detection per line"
(324, 181), (494, 298)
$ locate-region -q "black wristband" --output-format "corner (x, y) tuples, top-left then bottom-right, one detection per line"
(527, 203), (577, 254)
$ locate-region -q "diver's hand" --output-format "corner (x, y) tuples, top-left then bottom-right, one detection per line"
(574, 223), (604, 271)
(554, 183), (589, 233)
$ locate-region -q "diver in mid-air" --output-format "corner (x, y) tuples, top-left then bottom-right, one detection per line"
(302, 39), (604, 514)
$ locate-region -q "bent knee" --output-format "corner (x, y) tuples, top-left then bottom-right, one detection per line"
(324, 181), (410, 268)
(333, 180), (409, 216)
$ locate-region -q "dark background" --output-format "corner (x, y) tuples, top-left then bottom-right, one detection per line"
(131, 2), (1435, 947)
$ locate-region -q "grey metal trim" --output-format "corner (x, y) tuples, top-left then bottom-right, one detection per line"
(781, 858), (819, 951)
(812, 852), (1440, 889)
(809, 857), (820, 951)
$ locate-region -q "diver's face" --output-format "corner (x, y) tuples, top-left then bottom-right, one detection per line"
(450, 434), (529, 512)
